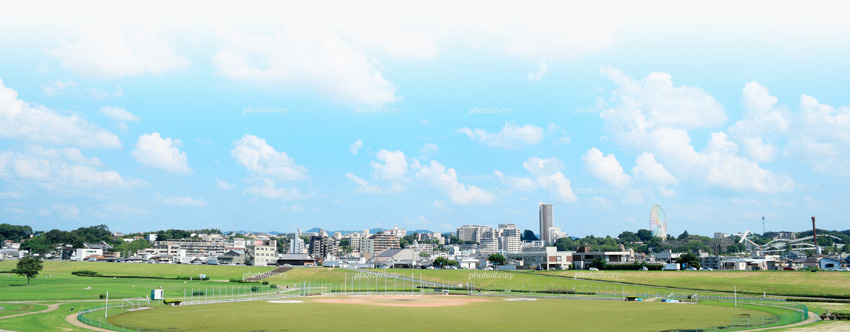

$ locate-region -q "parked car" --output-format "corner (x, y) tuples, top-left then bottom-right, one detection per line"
(836, 267), (850, 272)
(684, 267), (697, 271)
(589, 267), (599, 271)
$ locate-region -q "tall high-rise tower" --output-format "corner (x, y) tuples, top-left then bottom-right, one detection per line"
(539, 203), (553, 244)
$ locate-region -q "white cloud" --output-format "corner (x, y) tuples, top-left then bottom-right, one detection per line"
(458, 122), (544, 149)
(100, 106), (140, 122)
(245, 179), (308, 200)
(50, 23), (191, 79)
(349, 139), (363, 155)
(787, 95), (850, 175)
(88, 86), (123, 99)
(131, 132), (191, 174)
(213, 27), (399, 106)
(419, 143), (438, 155)
(371, 149), (407, 180)
(345, 172), (369, 187)
(527, 61), (548, 82)
(41, 80), (77, 96)
(582, 148), (631, 187)
(157, 193), (207, 207)
(727, 82), (789, 162)
(600, 68), (794, 193)
(52, 203), (80, 219)
(632, 152), (678, 197)
(415, 160), (495, 205)
(231, 134), (308, 181)
(522, 157), (577, 202)
(0, 78), (121, 148)
(0, 148), (145, 190)
(493, 170), (537, 191)
(216, 178), (235, 190)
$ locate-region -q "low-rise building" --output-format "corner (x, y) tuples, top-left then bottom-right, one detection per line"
(506, 246), (573, 270)
(571, 246), (634, 270)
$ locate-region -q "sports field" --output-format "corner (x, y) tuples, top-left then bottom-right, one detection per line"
(106, 295), (779, 332)
(0, 262), (834, 331)
(538, 270), (850, 298)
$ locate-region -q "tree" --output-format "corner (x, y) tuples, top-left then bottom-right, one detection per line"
(589, 258), (607, 270)
(555, 237), (578, 251)
(432, 257), (459, 268)
(521, 230), (539, 241)
(617, 231), (640, 243)
(678, 230), (690, 241)
(675, 253), (701, 269)
(15, 257), (43, 286)
(488, 253), (507, 266)
(636, 229), (653, 242)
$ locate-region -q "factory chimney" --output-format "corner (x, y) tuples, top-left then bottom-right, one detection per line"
(812, 216), (820, 255)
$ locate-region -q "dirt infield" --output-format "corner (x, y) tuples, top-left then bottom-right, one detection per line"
(311, 295), (490, 307)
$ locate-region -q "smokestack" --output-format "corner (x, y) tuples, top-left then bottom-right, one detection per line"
(812, 216), (818, 255)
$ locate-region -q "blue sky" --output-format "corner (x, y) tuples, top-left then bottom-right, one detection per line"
(1, 1), (849, 236)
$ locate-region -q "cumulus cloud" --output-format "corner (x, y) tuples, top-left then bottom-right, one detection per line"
(131, 132), (191, 174)
(522, 157), (577, 202)
(727, 82), (789, 162)
(231, 134), (308, 181)
(458, 122), (544, 149)
(345, 172), (369, 187)
(216, 178), (236, 190)
(415, 160), (495, 204)
(582, 148), (631, 187)
(419, 143), (438, 155)
(100, 106), (140, 122)
(0, 148), (145, 190)
(157, 193), (207, 207)
(41, 80), (77, 96)
(213, 26), (399, 106)
(600, 68), (793, 193)
(493, 170), (537, 192)
(349, 139), (363, 155)
(787, 94), (850, 175)
(631, 152), (678, 197)
(0, 78), (121, 148)
(527, 61), (548, 82)
(49, 23), (191, 79)
(371, 149), (407, 180)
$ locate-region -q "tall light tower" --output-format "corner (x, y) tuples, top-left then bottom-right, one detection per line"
(762, 216), (765, 235)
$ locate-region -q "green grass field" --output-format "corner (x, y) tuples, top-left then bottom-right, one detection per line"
(107, 296), (781, 332)
(0, 303), (47, 318)
(537, 270), (850, 298)
(0, 262), (830, 331)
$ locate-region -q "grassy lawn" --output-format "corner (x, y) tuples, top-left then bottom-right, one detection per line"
(537, 270), (850, 298)
(0, 260), (276, 280)
(0, 302), (47, 317)
(107, 296), (780, 332)
(0, 302), (89, 332)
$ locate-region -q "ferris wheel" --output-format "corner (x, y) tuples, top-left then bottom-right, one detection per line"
(649, 205), (667, 239)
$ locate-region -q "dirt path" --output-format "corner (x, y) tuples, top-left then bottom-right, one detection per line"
(63, 312), (112, 332)
(0, 303), (60, 321)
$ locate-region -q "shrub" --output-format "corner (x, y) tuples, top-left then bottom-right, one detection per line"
(251, 286), (259, 292)
(192, 290), (205, 296)
(99, 294), (106, 299)
(73, 270), (101, 277)
(261, 281), (269, 285)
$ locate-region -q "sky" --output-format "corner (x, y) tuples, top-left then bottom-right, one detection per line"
(1, 1), (849, 237)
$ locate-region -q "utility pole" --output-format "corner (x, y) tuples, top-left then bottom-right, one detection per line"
(762, 216), (765, 235)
